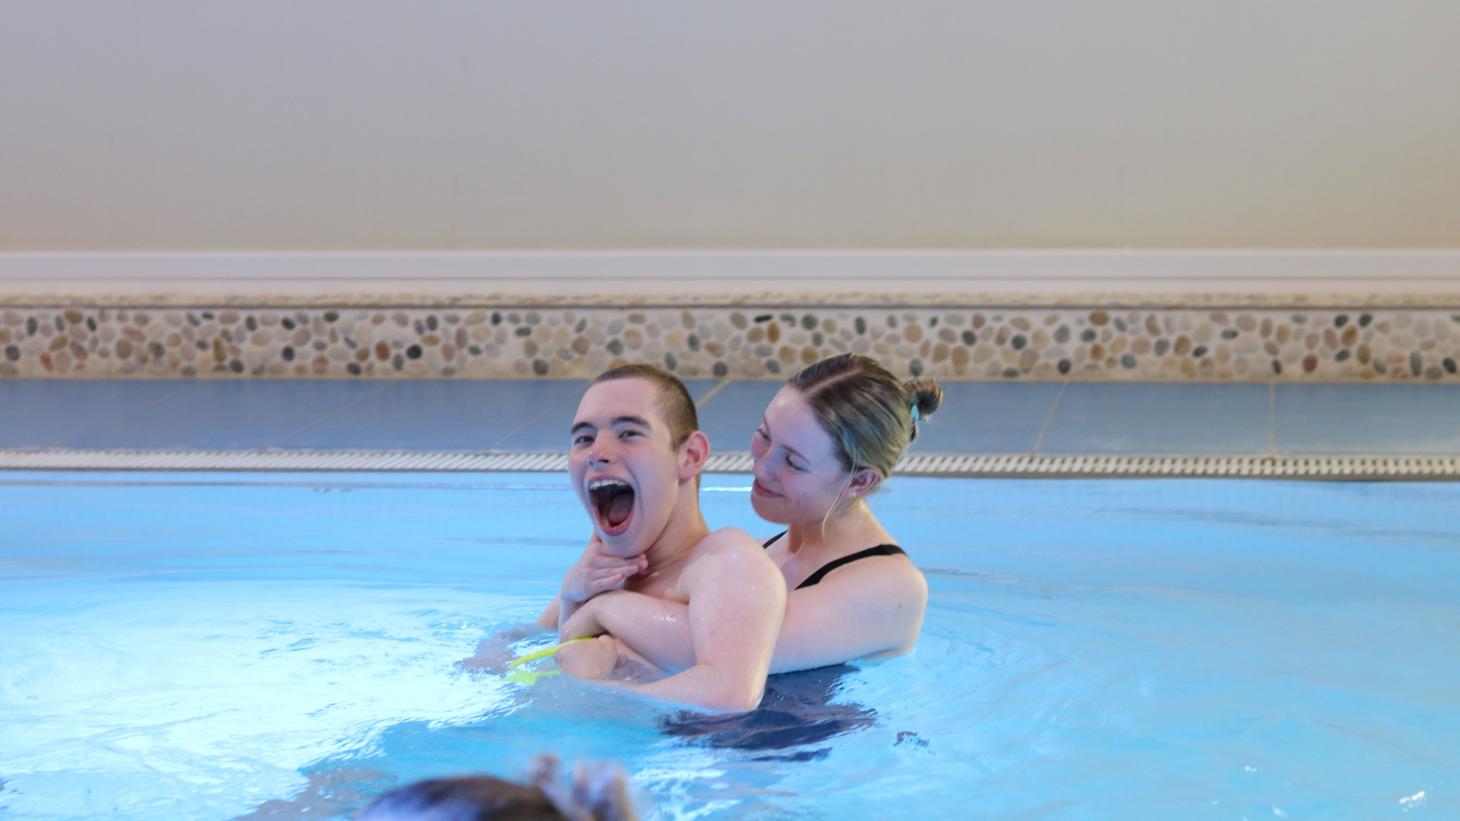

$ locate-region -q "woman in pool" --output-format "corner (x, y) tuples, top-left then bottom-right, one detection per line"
(557, 353), (940, 675)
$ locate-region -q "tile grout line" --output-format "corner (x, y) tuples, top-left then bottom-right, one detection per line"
(280, 380), (393, 442)
(1268, 381), (1278, 455)
(489, 407), (557, 450)
(693, 377), (737, 408)
(1030, 381), (1069, 456)
(51, 380), (180, 450)
(489, 381), (587, 450)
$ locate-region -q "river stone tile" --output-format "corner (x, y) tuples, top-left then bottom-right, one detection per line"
(0, 303), (1457, 381)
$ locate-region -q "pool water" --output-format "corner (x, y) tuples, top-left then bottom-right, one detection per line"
(2, 472), (1458, 819)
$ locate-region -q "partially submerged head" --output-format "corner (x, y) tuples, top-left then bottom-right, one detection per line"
(359, 755), (636, 820)
(570, 364), (709, 556)
(750, 353), (943, 524)
(358, 774), (561, 820)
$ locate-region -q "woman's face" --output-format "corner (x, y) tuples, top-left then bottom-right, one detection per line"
(749, 386), (854, 524)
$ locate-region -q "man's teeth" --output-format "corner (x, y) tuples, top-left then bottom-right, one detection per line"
(589, 478), (630, 491)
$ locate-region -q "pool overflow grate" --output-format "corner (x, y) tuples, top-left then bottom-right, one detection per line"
(3, 448), (1460, 480)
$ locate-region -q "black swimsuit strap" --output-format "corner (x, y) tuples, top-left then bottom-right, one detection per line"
(796, 545), (906, 590)
(763, 532), (907, 588)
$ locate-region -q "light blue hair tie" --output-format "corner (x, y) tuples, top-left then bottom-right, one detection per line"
(909, 403), (920, 425)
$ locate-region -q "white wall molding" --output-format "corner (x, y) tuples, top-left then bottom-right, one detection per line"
(2, 250), (1459, 301)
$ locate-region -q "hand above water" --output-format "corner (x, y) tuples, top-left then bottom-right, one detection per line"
(555, 635), (621, 680)
(559, 533), (647, 606)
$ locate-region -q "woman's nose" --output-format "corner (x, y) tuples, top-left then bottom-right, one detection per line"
(749, 450), (771, 480)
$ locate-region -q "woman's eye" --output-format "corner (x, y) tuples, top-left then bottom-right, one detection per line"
(755, 428), (770, 441)
(785, 454), (805, 471)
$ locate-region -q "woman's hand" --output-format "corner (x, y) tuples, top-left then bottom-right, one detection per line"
(555, 635), (621, 680)
(559, 534), (647, 606)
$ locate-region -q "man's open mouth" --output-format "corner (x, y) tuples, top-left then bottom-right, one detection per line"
(588, 478), (636, 535)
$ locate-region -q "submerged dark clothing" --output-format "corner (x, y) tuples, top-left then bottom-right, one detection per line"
(657, 664), (875, 758)
(761, 531), (908, 589)
(656, 534), (913, 756)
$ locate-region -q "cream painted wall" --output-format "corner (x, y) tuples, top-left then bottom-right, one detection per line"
(2, 0), (1459, 252)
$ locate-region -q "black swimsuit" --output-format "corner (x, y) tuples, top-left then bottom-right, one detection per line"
(762, 532), (907, 590)
(658, 534), (909, 753)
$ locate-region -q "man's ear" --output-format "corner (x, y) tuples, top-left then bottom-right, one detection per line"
(677, 430), (710, 481)
(843, 467), (881, 500)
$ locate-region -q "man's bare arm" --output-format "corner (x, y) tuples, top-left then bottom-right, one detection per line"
(558, 590), (697, 671)
(564, 554), (927, 674)
(556, 530), (785, 713)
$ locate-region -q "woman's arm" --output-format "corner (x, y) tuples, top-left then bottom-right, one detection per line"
(766, 558), (927, 672)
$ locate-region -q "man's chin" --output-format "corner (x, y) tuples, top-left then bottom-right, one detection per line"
(596, 529), (646, 558)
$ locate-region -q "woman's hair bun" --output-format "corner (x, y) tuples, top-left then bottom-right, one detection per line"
(907, 379), (943, 418)
(904, 378), (943, 442)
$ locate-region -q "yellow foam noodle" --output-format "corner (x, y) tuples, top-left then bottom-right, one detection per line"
(506, 636), (594, 670)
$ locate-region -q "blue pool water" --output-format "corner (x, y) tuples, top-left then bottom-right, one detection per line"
(2, 471), (1458, 819)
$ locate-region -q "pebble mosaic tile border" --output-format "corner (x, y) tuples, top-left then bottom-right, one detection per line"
(3, 303), (1460, 381)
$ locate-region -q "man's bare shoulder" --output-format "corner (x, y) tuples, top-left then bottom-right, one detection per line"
(693, 526), (764, 557)
(685, 527), (776, 578)
(681, 527), (784, 607)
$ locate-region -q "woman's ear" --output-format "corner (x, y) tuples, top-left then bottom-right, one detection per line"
(844, 467), (881, 499)
(677, 430), (710, 481)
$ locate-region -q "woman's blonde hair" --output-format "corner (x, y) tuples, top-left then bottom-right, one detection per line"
(788, 353), (943, 480)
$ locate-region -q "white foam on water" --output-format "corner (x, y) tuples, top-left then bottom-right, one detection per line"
(0, 581), (518, 818)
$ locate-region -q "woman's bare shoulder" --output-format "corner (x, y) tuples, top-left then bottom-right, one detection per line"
(798, 549), (926, 599)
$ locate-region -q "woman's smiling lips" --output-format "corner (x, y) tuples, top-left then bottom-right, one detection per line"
(751, 479), (781, 498)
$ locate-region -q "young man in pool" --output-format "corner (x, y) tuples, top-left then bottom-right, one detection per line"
(533, 364), (786, 714)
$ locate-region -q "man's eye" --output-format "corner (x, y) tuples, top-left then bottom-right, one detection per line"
(619, 430), (642, 439)
(756, 428), (770, 441)
(572, 434), (593, 446)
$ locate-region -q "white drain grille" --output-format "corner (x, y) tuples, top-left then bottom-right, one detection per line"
(2, 448), (1459, 479)
(895, 453), (1460, 479)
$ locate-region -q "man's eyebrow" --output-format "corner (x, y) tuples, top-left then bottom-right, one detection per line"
(571, 416), (651, 435)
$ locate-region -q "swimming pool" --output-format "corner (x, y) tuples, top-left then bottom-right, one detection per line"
(2, 471), (1457, 818)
